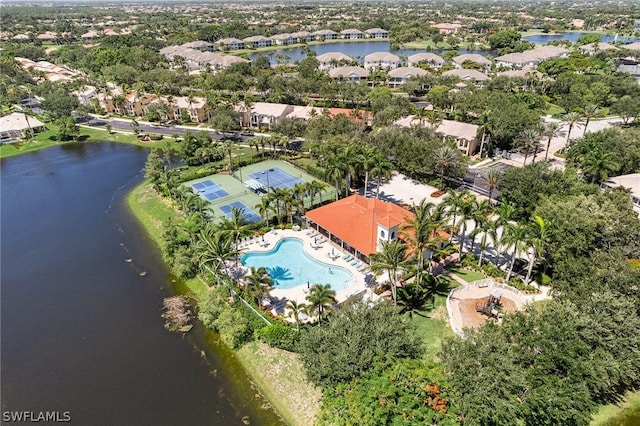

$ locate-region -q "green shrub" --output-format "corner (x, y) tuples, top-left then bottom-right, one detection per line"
(215, 308), (253, 349)
(461, 253), (478, 268)
(258, 322), (299, 352)
(482, 262), (503, 278)
(150, 133), (164, 140)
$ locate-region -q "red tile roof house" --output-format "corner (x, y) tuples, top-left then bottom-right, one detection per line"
(305, 195), (415, 264)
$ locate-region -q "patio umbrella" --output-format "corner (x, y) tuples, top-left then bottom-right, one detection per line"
(331, 248), (335, 256)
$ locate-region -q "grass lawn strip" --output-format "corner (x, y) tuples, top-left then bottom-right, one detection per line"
(236, 342), (322, 426)
(591, 390), (640, 426)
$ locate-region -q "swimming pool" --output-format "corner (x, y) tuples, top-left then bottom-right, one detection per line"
(240, 238), (353, 290)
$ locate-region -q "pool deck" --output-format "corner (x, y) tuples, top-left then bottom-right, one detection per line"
(237, 228), (370, 309)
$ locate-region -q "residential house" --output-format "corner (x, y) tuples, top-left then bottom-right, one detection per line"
(270, 33), (296, 46)
(170, 96), (209, 123)
(387, 67), (429, 88)
(494, 46), (570, 68)
(578, 42), (618, 55)
(243, 35), (272, 48)
(313, 29), (338, 41)
(80, 30), (99, 40)
(316, 52), (353, 70)
(395, 116), (480, 156)
(442, 68), (489, 83)
(328, 66), (370, 82)
(216, 38), (245, 51)
(290, 31), (315, 43)
(0, 112), (46, 144)
(364, 28), (389, 39)
(181, 40), (215, 52)
(12, 34), (30, 41)
(364, 52), (400, 70)
(73, 86), (98, 106)
(305, 195), (416, 262)
(452, 53), (492, 69)
(407, 52), (445, 69)
(431, 23), (463, 34)
(36, 32), (57, 42)
(238, 102), (295, 129)
(340, 29), (364, 40)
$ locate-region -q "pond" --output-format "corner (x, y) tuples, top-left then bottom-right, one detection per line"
(0, 142), (282, 425)
(523, 31), (638, 45)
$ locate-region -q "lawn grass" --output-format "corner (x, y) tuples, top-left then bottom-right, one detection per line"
(236, 342), (322, 426)
(411, 275), (459, 362)
(591, 390), (640, 426)
(0, 123), (178, 159)
(448, 267), (486, 283)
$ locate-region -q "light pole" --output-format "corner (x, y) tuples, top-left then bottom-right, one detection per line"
(262, 168), (274, 192)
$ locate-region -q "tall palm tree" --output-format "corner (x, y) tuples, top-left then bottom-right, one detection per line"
(561, 111), (584, 145)
(306, 284), (336, 325)
(519, 127), (540, 166)
(197, 228), (239, 286)
(323, 152), (346, 200)
(268, 187), (289, 224)
(469, 199), (492, 253)
(360, 145), (378, 198)
(341, 143), (362, 197)
(500, 222), (530, 282)
(475, 219), (498, 268)
(581, 105), (601, 136)
(542, 121), (561, 162)
(219, 207), (252, 261)
(401, 201), (447, 278)
(434, 146), (459, 190)
(484, 167), (502, 205)
(370, 151), (393, 198)
(525, 215), (552, 284)
(453, 192), (477, 257)
(287, 300), (308, 332)
(243, 267), (273, 305)
(582, 147), (621, 183)
(369, 240), (410, 306)
(255, 196), (273, 226)
(305, 180), (328, 208)
(476, 109), (493, 157)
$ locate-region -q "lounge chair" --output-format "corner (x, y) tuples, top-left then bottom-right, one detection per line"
(350, 259), (360, 266)
(341, 253), (350, 260)
(344, 255), (354, 262)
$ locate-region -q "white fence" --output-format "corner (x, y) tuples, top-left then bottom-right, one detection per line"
(446, 278), (524, 338)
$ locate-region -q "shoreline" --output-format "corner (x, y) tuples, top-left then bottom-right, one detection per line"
(0, 124), (175, 159)
(126, 180), (321, 426)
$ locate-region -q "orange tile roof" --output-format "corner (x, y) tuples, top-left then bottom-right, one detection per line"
(305, 195), (414, 256)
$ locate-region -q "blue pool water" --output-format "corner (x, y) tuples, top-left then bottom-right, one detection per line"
(240, 238), (353, 290)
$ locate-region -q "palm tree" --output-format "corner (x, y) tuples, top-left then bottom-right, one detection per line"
(268, 187), (289, 224)
(519, 127), (540, 166)
(525, 215), (552, 284)
(469, 199), (492, 253)
(305, 180), (328, 208)
(542, 121), (561, 162)
(197, 228), (239, 286)
(286, 300), (308, 332)
(243, 267), (273, 305)
(323, 152), (346, 200)
(561, 111), (584, 145)
(360, 145), (378, 198)
(500, 222), (530, 282)
(476, 109), (492, 157)
(581, 105), (601, 136)
(484, 167), (502, 205)
(582, 147), (621, 183)
(453, 192), (477, 257)
(370, 151), (393, 198)
(255, 196), (273, 226)
(401, 201), (447, 278)
(306, 284), (336, 325)
(369, 240), (410, 306)
(219, 207), (252, 261)
(475, 219), (498, 268)
(434, 146), (459, 189)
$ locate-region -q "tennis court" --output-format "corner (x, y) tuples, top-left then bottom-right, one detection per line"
(248, 166), (303, 190)
(218, 201), (262, 223)
(191, 180), (229, 201)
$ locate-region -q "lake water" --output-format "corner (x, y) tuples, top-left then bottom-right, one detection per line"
(524, 31), (638, 45)
(0, 142), (282, 425)
(250, 40), (488, 63)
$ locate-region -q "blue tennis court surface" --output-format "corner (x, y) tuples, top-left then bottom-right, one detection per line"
(191, 180), (229, 201)
(248, 167), (303, 190)
(219, 201), (262, 223)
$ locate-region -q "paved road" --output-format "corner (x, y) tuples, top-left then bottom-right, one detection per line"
(75, 116), (251, 142)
